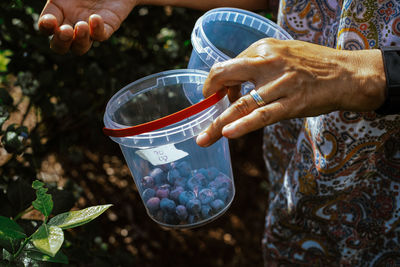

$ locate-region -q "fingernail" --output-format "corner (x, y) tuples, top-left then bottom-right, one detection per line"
(75, 22), (88, 38)
(41, 19), (53, 29)
(196, 132), (210, 146)
(59, 25), (73, 41)
(90, 17), (98, 28)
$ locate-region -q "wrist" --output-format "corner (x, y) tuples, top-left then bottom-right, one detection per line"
(340, 49), (386, 112)
(375, 47), (400, 115)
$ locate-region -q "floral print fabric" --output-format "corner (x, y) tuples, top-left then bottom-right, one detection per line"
(262, 1), (400, 266)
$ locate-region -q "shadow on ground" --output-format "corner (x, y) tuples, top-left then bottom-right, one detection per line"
(61, 128), (268, 267)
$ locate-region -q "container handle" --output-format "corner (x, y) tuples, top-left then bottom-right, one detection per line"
(103, 90), (226, 137)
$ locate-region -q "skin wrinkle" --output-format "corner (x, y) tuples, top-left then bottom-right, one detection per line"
(47, 1), (65, 26)
(254, 107), (272, 126)
(232, 97), (253, 118)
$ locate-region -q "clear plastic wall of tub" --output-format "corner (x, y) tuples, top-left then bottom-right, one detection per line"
(103, 69), (235, 229)
(187, 8), (293, 98)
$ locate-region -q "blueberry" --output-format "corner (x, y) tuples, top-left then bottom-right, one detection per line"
(201, 205), (212, 219)
(176, 205), (188, 221)
(210, 199), (225, 213)
(198, 188), (215, 205)
(142, 188), (156, 203)
(186, 199), (201, 214)
(150, 167), (167, 185)
(174, 176), (187, 188)
(179, 191), (195, 205)
(176, 161), (192, 177)
(170, 186), (184, 202)
(209, 186), (218, 196)
(160, 198), (176, 213)
(196, 168), (209, 179)
(167, 168), (181, 185)
(187, 173), (207, 191)
(207, 167), (220, 180)
(188, 214), (201, 224)
(141, 176), (155, 189)
(146, 197), (160, 213)
(217, 187), (230, 203)
(214, 175), (233, 190)
(154, 210), (164, 221)
(156, 185), (170, 199)
(163, 213), (179, 224)
(159, 164), (170, 172)
(208, 181), (218, 189)
(169, 161), (177, 169)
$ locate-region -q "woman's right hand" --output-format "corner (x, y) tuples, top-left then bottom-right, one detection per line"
(38, 0), (138, 55)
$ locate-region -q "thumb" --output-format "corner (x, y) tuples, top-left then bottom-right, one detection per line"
(202, 58), (257, 98)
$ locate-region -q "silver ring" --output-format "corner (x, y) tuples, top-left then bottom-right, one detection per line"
(250, 89), (266, 107)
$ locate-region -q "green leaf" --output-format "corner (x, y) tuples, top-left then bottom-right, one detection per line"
(48, 204), (112, 229)
(32, 180), (44, 190)
(25, 249), (68, 264)
(2, 248), (12, 261)
(31, 181), (53, 218)
(31, 225), (63, 257)
(0, 216), (26, 253)
(0, 50), (12, 72)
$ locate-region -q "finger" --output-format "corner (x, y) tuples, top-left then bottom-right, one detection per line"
(38, 14), (58, 35)
(71, 21), (93, 55)
(226, 84), (242, 102)
(50, 24), (74, 54)
(196, 93), (259, 147)
(39, 2), (64, 34)
(89, 14), (108, 41)
(203, 58), (257, 98)
(222, 100), (287, 139)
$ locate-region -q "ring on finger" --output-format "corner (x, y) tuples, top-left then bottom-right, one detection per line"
(250, 89), (266, 107)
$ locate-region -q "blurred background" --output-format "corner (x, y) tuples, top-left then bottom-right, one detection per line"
(0, 1), (271, 266)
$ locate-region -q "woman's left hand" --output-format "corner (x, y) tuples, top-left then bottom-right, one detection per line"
(196, 38), (386, 147)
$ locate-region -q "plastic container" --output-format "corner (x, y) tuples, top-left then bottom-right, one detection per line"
(188, 7), (293, 70)
(188, 8), (293, 95)
(103, 69), (235, 228)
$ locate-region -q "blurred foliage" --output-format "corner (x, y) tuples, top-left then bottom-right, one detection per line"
(0, 1), (202, 265)
(1, 1), (270, 266)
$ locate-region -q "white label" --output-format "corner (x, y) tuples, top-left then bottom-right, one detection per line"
(135, 144), (188, 166)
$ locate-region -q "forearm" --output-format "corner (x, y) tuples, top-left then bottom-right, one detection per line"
(137, 0), (268, 11)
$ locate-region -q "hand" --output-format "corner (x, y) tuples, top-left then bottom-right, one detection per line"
(196, 38), (386, 147)
(38, 0), (138, 55)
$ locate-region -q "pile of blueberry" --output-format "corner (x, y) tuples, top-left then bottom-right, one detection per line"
(140, 161), (234, 226)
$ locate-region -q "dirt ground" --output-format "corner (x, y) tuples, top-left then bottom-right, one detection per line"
(62, 128), (269, 266)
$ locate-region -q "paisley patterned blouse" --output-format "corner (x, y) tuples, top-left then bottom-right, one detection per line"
(262, 0), (400, 266)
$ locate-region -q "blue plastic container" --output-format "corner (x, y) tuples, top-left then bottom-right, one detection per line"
(103, 69), (235, 228)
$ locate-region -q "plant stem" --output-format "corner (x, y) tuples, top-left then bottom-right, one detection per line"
(11, 236), (32, 261)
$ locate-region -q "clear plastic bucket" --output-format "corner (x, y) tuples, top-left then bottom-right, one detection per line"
(188, 7), (293, 70)
(103, 69), (235, 228)
(188, 8), (293, 94)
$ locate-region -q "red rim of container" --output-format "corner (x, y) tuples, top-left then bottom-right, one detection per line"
(103, 90), (225, 137)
